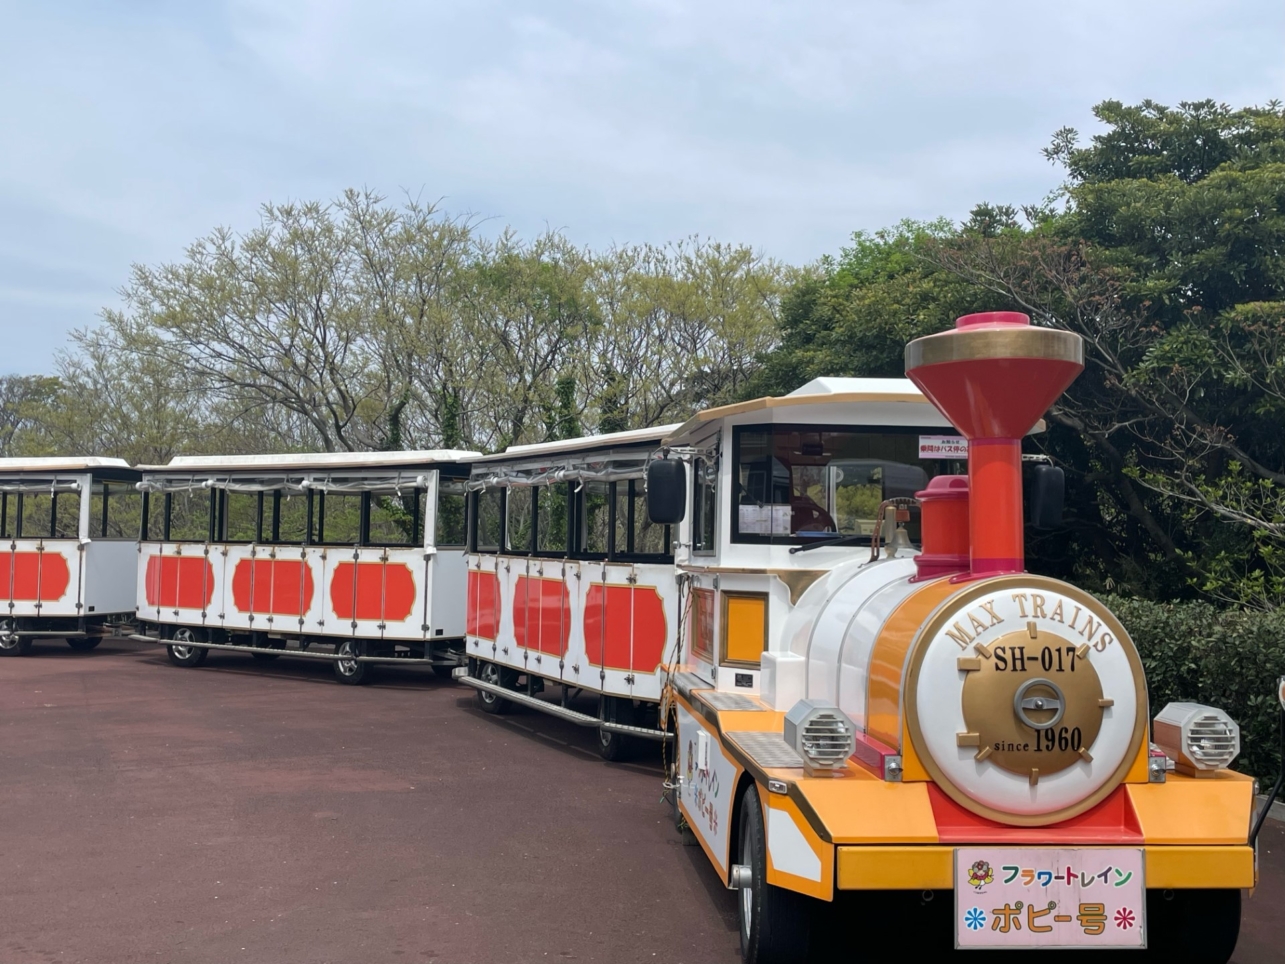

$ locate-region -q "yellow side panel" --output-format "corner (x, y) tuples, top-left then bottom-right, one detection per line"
(1145, 846), (1256, 889)
(866, 580), (958, 748)
(793, 778), (941, 844)
(837, 846), (954, 890)
(723, 593), (767, 664)
(1127, 771), (1256, 844)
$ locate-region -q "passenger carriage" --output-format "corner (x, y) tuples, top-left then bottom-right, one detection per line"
(456, 425), (685, 758)
(0, 457), (141, 655)
(130, 450), (480, 684)
(638, 313), (1255, 962)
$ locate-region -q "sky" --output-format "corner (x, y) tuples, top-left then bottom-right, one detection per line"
(0, 0), (1281, 375)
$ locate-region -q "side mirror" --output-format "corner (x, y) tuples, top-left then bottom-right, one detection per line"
(646, 459), (686, 525)
(1027, 464), (1064, 529)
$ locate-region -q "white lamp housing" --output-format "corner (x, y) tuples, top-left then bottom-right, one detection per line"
(784, 699), (855, 777)
(1153, 702), (1240, 777)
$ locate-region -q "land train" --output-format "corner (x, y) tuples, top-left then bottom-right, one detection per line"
(127, 450), (481, 682)
(0, 458), (141, 655)
(457, 312), (1256, 962)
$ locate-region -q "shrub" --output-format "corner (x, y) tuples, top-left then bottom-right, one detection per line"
(1108, 596), (1285, 781)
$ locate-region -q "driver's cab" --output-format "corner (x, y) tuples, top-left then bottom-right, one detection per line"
(661, 377), (974, 693)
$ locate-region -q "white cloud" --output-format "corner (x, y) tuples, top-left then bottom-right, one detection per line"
(0, 0), (1281, 373)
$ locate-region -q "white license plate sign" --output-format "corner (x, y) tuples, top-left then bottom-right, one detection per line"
(955, 848), (1145, 949)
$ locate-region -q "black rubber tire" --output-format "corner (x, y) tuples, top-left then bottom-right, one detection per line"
(1142, 888), (1240, 963)
(598, 695), (636, 762)
(738, 785), (811, 964)
(334, 640), (372, 685)
(166, 627), (208, 668)
(431, 663), (458, 680)
(67, 638), (102, 651)
(474, 660), (515, 714)
(251, 651), (280, 661)
(0, 618), (30, 656)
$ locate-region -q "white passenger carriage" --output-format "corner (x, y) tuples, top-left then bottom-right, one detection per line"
(456, 425), (685, 757)
(130, 450), (481, 683)
(0, 457), (142, 655)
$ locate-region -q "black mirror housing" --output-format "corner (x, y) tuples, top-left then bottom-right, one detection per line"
(646, 459), (686, 525)
(1027, 464), (1065, 530)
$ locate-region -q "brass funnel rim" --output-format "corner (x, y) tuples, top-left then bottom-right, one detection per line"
(905, 325), (1083, 370)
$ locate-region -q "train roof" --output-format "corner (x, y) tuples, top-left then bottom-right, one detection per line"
(138, 450), (482, 475)
(662, 377), (952, 446)
(472, 424), (682, 466)
(0, 457), (137, 476)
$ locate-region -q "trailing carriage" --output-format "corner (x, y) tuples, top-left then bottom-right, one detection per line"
(129, 450), (480, 683)
(0, 457), (141, 655)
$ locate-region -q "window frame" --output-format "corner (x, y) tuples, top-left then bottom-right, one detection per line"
(729, 423), (946, 547)
(691, 455), (718, 556)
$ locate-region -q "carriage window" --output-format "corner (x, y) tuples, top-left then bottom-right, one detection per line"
(579, 481), (610, 555)
(222, 491), (259, 543)
(369, 489), (422, 547)
(506, 487), (533, 553)
(144, 494), (165, 541)
(168, 489), (213, 542)
(731, 426), (934, 545)
(692, 457), (717, 554)
(536, 484), (569, 555)
(272, 492), (309, 544)
(18, 492), (53, 538)
(610, 479), (671, 559)
(318, 492), (362, 545)
(435, 481), (466, 548)
(53, 491), (81, 539)
(473, 489), (503, 552)
(0, 493), (14, 538)
(91, 483), (143, 540)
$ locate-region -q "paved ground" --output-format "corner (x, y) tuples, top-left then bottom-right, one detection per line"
(0, 639), (1281, 964)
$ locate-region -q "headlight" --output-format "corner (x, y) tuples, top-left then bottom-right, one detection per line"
(1153, 702), (1240, 777)
(784, 699), (855, 776)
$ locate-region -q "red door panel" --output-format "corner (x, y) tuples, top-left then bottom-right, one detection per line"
(0, 551), (72, 602)
(467, 569), (500, 640)
(231, 558), (315, 616)
(330, 562), (416, 623)
(584, 584), (667, 672)
(144, 555), (214, 610)
(513, 575), (569, 657)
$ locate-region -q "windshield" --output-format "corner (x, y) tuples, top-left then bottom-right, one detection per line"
(732, 425), (952, 544)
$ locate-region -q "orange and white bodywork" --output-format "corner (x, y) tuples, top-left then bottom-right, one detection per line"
(657, 316), (1254, 962)
(133, 450), (480, 682)
(0, 457), (141, 654)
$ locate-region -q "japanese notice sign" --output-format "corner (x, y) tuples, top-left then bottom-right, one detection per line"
(918, 435), (968, 459)
(955, 847), (1146, 949)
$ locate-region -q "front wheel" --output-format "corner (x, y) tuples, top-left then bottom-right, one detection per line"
(1143, 888), (1240, 963)
(334, 640), (372, 685)
(738, 785), (811, 964)
(67, 638), (102, 651)
(166, 627), (208, 668)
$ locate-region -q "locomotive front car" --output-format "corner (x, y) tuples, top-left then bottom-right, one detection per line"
(131, 450), (480, 683)
(0, 457), (140, 654)
(661, 314), (1253, 963)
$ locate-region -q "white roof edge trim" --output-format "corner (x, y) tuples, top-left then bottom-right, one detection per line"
(784, 376), (925, 397)
(476, 424), (683, 463)
(0, 457), (134, 471)
(140, 450), (483, 472)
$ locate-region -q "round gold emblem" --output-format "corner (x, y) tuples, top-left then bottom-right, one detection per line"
(960, 625), (1108, 783)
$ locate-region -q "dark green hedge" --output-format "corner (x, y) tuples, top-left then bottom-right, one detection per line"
(1107, 596), (1285, 780)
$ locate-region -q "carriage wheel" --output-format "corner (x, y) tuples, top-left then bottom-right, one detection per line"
(166, 627), (208, 668)
(474, 660), (514, 714)
(334, 640), (372, 685)
(597, 695), (636, 762)
(0, 618), (32, 656)
(67, 637), (102, 651)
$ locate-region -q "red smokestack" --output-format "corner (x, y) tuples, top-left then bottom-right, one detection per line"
(905, 312), (1083, 578)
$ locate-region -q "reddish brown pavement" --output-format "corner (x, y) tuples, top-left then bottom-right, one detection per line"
(0, 639), (1280, 964)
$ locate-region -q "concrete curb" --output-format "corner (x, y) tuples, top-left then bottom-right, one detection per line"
(1255, 793), (1285, 825)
